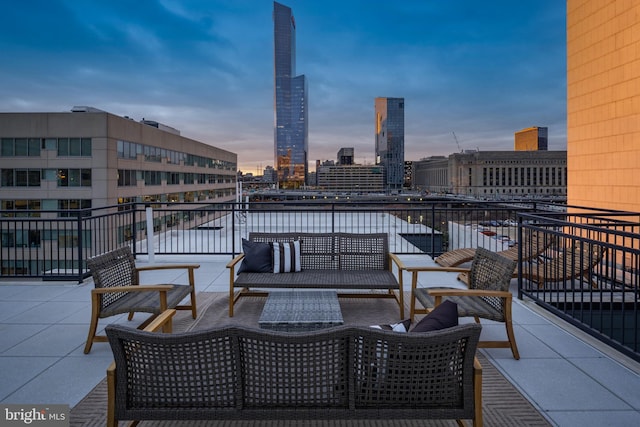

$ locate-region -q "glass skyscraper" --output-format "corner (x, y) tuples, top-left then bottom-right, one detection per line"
(375, 97), (405, 191)
(273, 1), (308, 189)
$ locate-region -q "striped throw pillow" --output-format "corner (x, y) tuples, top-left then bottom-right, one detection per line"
(271, 240), (301, 273)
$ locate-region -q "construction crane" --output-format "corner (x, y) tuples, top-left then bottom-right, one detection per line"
(452, 132), (462, 153)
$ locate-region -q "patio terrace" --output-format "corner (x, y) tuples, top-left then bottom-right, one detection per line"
(1, 200), (640, 425)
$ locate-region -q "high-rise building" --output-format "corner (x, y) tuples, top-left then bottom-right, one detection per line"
(375, 97), (405, 191)
(515, 126), (548, 151)
(273, 1), (308, 189)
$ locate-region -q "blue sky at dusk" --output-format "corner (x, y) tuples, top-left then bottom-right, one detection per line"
(0, 0), (566, 173)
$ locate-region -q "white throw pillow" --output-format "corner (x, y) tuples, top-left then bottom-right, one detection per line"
(272, 240), (301, 273)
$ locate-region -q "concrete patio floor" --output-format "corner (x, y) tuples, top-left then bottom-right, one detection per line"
(1, 254), (639, 427)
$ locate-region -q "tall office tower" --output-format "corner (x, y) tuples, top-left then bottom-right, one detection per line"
(273, 1), (308, 189)
(375, 97), (405, 191)
(515, 126), (548, 151)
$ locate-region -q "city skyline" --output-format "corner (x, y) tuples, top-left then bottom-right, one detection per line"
(0, 0), (566, 174)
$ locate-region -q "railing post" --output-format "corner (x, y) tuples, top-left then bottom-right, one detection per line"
(431, 203), (436, 258)
(517, 221), (523, 300)
(131, 204), (138, 258)
(231, 202), (236, 256)
(76, 211), (84, 283)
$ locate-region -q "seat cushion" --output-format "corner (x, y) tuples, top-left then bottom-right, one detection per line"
(414, 288), (504, 322)
(100, 284), (192, 318)
(234, 270), (399, 289)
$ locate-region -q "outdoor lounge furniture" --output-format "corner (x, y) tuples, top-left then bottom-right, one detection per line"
(435, 230), (550, 268)
(83, 246), (199, 354)
(408, 247), (520, 359)
(522, 242), (605, 289)
(226, 232), (405, 318)
(105, 311), (483, 427)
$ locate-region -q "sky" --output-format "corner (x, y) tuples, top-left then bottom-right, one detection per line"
(0, 0), (567, 174)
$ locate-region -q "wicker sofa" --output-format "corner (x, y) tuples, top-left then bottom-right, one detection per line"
(105, 315), (483, 427)
(226, 232), (406, 317)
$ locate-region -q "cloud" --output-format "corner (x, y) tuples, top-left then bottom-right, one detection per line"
(0, 0), (567, 173)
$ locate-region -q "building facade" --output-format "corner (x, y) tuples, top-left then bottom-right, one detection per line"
(273, 1), (308, 189)
(515, 126), (548, 151)
(414, 150), (567, 198)
(375, 97), (405, 191)
(567, 0), (640, 212)
(0, 108), (237, 274)
(316, 164), (384, 193)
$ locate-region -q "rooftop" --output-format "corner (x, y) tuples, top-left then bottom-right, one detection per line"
(1, 253), (639, 426)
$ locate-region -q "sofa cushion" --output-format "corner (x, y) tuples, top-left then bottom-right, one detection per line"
(272, 240), (302, 273)
(238, 239), (273, 274)
(411, 300), (458, 332)
(370, 318), (411, 333)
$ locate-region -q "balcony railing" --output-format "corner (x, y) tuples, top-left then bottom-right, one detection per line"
(1, 199), (638, 361)
(517, 208), (640, 361)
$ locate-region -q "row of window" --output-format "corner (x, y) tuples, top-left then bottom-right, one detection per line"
(1, 199), (92, 217)
(117, 169), (236, 187)
(481, 167), (567, 187)
(1, 169), (92, 187)
(1, 137), (92, 157)
(117, 140), (236, 170)
(1, 230), (90, 248)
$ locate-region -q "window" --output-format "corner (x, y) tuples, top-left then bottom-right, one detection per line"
(0, 138), (40, 156)
(1, 230), (41, 248)
(1, 169), (41, 187)
(58, 137), (91, 156)
(58, 199), (91, 217)
(117, 169), (137, 186)
(58, 169), (91, 187)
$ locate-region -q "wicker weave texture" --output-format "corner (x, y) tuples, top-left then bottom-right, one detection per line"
(248, 232), (389, 271)
(87, 247), (137, 310)
(106, 323), (481, 422)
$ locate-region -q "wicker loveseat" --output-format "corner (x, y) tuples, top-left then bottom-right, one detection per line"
(226, 232), (406, 317)
(105, 318), (483, 427)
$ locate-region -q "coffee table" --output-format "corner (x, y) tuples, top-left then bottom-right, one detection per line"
(258, 290), (344, 332)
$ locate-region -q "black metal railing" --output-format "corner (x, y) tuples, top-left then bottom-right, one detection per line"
(1, 199), (542, 281)
(2, 199), (638, 361)
(517, 208), (640, 361)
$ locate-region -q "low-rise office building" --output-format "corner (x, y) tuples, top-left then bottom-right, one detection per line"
(316, 164), (384, 193)
(0, 107), (237, 275)
(414, 150), (566, 198)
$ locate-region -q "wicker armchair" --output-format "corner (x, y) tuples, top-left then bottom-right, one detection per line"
(408, 247), (520, 359)
(84, 246), (199, 354)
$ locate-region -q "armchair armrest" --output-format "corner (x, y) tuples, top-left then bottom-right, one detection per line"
(91, 285), (174, 294)
(427, 288), (512, 306)
(405, 265), (471, 291)
(427, 288), (512, 298)
(143, 308), (177, 332)
(388, 253), (406, 270)
(135, 264), (199, 288)
(226, 254), (245, 269)
(404, 266), (470, 274)
(136, 264), (200, 272)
